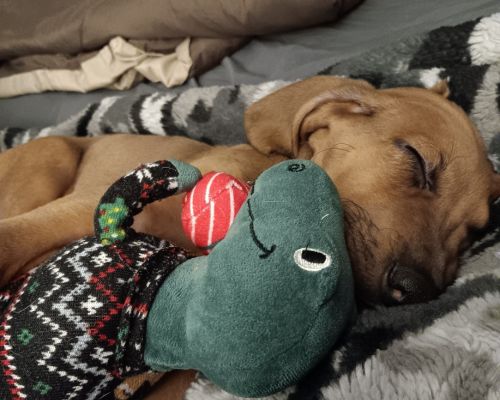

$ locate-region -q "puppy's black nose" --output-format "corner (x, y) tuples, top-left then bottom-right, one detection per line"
(383, 265), (439, 305)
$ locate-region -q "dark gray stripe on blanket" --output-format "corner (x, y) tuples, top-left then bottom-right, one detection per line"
(468, 201), (500, 256)
(160, 98), (214, 145)
(160, 98), (190, 137)
(189, 99), (212, 123)
(76, 102), (99, 136)
(228, 85), (240, 104)
(2, 127), (24, 149)
(409, 19), (478, 69)
(130, 95), (153, 135)
(290, 274), (500, 400)
(442, 64), (489, 113)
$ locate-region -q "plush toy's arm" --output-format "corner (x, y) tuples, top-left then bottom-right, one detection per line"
(94, 160), (201, 245)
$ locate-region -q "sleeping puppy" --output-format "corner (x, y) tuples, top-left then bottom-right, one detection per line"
(244, 77), (500, 305)
(0, 76), (499, 309)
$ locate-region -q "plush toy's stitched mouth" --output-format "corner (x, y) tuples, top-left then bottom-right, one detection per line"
(247, 199), (276, 259)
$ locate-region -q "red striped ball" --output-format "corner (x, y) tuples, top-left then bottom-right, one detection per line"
(181, 171), (250, 254)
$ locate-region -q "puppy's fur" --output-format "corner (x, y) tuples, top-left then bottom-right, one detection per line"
(0, 76), (499, 398)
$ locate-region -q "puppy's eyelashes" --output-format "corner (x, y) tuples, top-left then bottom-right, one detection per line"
(394, 139), (436, 192)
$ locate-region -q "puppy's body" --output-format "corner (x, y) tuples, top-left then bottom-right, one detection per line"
(0, 134), (284, 275)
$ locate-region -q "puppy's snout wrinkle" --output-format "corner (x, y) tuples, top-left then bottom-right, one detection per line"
(383, 264), (439, 305)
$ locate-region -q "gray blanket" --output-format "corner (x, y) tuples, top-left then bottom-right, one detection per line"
(1, 14), (500, 400)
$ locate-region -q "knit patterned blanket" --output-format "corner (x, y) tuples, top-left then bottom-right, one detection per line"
(1, 13), (500, 400)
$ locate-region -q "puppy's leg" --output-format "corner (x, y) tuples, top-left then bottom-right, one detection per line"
(0, 136), (90, 219)
(0, 194), (96, 285)
(144, 370), (197, 400)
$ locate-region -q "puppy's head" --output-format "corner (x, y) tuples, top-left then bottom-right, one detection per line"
(245, 76), (500, 306)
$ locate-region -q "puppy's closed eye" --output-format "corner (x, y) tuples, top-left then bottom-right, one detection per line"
(394, 139), (437, 192)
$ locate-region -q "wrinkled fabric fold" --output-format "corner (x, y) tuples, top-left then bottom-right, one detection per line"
(0, 37), (193, 97)
(0, 0), (362, 97)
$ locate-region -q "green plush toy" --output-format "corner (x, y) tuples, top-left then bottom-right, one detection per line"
(145, 159), (355, 396)
(0, 159), (354, 400)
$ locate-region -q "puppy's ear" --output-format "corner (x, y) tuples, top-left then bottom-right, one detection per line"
(429, 80), (450, 98)
(244, 76), (376, 158)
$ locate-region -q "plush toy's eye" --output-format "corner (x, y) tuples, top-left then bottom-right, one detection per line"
(287, 163), (306, 172)
(293, 248), (332, 271)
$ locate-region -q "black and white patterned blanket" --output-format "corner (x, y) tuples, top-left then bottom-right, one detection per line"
(1, 13), (500, 400)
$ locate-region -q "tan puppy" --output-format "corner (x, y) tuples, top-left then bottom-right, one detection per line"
(0, 76), (499, 398)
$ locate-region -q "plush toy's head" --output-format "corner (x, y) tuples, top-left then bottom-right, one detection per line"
(146, 159), (355, 397)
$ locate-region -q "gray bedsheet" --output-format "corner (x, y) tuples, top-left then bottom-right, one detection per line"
(1, 0), (499, 129)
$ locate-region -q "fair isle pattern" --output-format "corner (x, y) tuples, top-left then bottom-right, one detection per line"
(0, 160), (191, 400)
(0, 276), (31, 400)
(1, 13), (500, 400)
(0, 235), (186, 400)
(94, 160), (180, 246)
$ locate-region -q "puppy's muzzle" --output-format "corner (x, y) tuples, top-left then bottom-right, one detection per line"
(383, 264), (439, 305)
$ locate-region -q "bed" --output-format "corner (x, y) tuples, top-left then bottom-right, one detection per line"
(0, 1), (500, 399)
